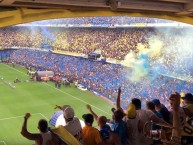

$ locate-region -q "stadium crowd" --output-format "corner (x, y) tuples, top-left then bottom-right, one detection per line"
(26, 17), (175, 26)
(0, 20), (192, 144)
(1, 26), (192, 62)
(0, 27), (152, 60)
(0, 26), (192, 108)
(6, 49), (193, 109)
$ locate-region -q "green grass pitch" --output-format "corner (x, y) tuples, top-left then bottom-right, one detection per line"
(0, 63), (114, 145)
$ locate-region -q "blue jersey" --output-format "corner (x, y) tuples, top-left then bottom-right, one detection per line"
(100, 124), (111, 140)
(112, 120), (128, 145)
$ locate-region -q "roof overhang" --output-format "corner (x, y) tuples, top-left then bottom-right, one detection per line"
(0, 0), (193, 27)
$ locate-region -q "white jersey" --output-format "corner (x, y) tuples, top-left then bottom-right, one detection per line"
(64, 117), (82, 137)
(123, 116), (141, 145)
(41, 131), (52, 145)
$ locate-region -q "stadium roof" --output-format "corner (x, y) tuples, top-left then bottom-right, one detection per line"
(0, 0), (193, 27)
(1, 0), (193, 15)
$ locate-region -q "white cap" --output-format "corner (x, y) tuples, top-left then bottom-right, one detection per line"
(63, 106), (74, 120)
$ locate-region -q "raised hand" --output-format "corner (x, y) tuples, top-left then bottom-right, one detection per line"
(86, 104), (92, 111)
(118, 87), (121, 95)
(24, 113), (31, 119)
(54, 105), (62, 110)
(169, 92), (180, 111)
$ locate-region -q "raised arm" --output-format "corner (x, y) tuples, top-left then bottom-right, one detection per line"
(169, 93), (182, 138)
(86, 104), (98, 121)
(21, 113), (41, 141)
(116, 87), (125, 113)
(54, 105), (63, 110)
(116, 87), (121, 110)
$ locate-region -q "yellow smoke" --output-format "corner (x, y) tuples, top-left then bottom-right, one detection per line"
(137, 37), (163, 59)
(121, 51), (148, 82)
(121, 37), (163, 82)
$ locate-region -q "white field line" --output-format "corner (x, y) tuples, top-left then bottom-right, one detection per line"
(0, 141), (6, 145)
(44, 83), (111, 115)
(0, 113), (47, 121)
(3, 64), (111, 116)
(0, 113), (47, 145)
(39, 113), (49, 120)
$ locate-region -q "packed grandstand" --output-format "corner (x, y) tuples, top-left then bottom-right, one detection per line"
(0, 17), (193, 145)
(17, 17), (179, 26)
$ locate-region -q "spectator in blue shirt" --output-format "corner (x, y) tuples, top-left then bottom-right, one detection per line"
(111, 108), (128, 145)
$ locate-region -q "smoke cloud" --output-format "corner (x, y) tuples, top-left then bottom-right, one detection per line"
(121, 26), (193, 82)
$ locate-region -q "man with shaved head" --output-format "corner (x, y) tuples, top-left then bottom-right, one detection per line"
(86, 105), (111, 140)
(86, 104), (121, 145)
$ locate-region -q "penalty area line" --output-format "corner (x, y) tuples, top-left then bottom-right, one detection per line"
(3, 63), (111, 116)
(44, 83), (111, 116)
(38, 113), (49, 120)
